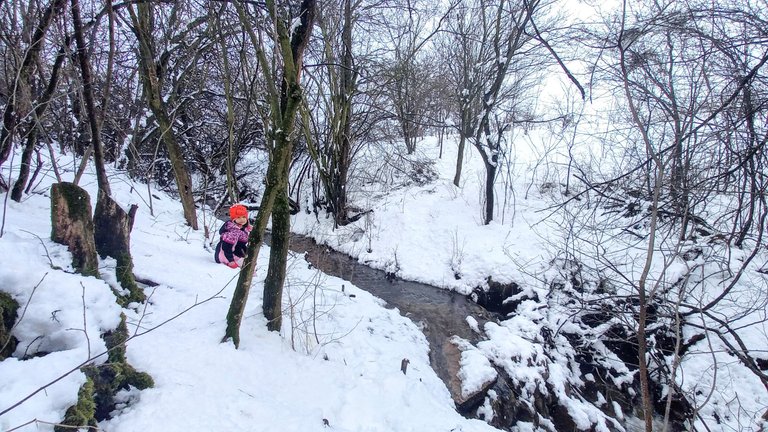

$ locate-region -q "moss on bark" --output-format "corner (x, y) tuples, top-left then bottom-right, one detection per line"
(57, 314), (154, 423)
(55, 378), (96, 432)
(94, 194), (145, 305)
(0, 291), (19, 360)
(50, 182), (99, 277)
(82, 313), (154, 420)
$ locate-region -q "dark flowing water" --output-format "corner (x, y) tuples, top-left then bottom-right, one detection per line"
(285, 234), (497, 397)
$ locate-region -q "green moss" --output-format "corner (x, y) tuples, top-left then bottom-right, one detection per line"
(104, 314), (129, 363)
(55, 378), (96, 432)
(81, 314), (154, 421)
(114, 252), (145, 306)
(50, 182), (99, 277)
(52, 182), (93, 222)
(128, 369), (155, 389)
(0, 291), (19, 360)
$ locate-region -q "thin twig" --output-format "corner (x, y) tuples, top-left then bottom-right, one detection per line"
(81, 282), (91, 357)
(19, 229), (56, 268)
(5, 418), (100, 432)
(133, 286), (157, 337)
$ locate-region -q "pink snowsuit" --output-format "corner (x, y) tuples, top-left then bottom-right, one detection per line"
(215, 221), (251, 267)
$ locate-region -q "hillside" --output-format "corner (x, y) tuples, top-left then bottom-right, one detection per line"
(1, 135), (767, 432)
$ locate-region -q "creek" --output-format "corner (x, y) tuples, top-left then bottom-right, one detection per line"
(285, 234), (677, 432)
(214, 216), (659, 431)
(284, 234), (498, 410)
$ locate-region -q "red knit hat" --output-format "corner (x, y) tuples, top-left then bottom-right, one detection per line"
(229, 204), (248, 219)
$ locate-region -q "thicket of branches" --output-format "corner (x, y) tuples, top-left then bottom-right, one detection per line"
(1, 0), (766, 430)
(543, 1), (768, 430)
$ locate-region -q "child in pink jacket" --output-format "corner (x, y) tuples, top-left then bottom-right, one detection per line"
(215, 204), (251, 268)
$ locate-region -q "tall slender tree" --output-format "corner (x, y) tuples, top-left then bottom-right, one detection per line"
(302, 0), (357, 227)
(10, 38), (68, 201)
(442, 0), (538, 224)
(224, 0), (316, 345)
(127, 1), (199, 230)
(71, 0), (143, 304)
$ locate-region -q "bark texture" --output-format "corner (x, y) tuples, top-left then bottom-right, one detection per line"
(0, 291), (19, 360)
(51, 182), (99, 277)
(224, 0), (316, 346)
(94, 196), (143, 304)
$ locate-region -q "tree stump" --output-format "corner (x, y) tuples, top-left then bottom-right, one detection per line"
(94, 194), (144, 304)
(51, 182), (99, 277)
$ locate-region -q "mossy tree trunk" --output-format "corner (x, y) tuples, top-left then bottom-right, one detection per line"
(127, 2), (199, 230)
(262, 162), (291, 331)
(55, 378), (96, 432)
(57, 314), (153, 428)
(51, 182), (99, 277)
(84, 313), (154, 420)
(223, 0), (316, 346)
(94, 197), (143, 304)
(71, 0), (143, 304)
(0, 291), (19, 360)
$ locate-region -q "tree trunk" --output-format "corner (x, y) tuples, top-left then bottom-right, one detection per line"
(215, 7), (240, 204)
(305, 0), (355, 227)
(223, 0), (316, 346)
(94, 196), (143, 304)
(11, 39), (68, 201)
(331, 0), (354, 227)
(637, 295), (653, 432)
(0, 0), (67, 168)
(0, 292), (19, 360)
(484, 160), (496, 225)
(619, 21), (664, 430)
(51, 182), (99, 277)
(128, 3), (199, 230)
(263, 182), (291, 331)
(73, 0), (142, 303)
(71, 0), (109, 195)
(453, 134), (466, 187)
(225, 131), (292, 345)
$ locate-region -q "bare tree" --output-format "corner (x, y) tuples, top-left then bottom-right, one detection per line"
(301, 0), (358, 227)
(440, 0), (539, 224)
(10, 36), (68, 201)
(376, 0), (447, 154)
(126, 1), (200, 230)
(224, 0), (316, 345)
(0, 0), (67, 175)
(561, 0), (768, 429)
(71, 0), (143, 304)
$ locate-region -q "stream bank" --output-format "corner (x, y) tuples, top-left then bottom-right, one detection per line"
(286, 234), (498, 410)
(283, 233), (662, 432)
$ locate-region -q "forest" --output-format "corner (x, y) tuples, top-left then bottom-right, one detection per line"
(1, 0), (767, 431)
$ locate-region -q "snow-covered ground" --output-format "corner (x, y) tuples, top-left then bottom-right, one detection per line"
(0, 145), (504, 431)
(1, 133), (766, 431)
